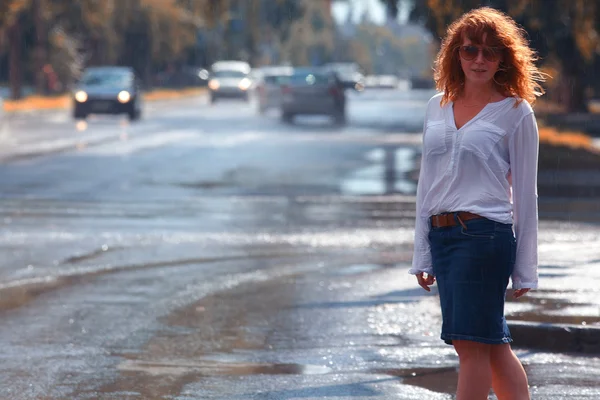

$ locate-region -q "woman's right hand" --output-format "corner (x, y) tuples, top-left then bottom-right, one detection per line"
(416, 272), (436, 292)
(513, 288), (530, 298)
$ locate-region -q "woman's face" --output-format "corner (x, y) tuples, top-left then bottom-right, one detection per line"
(458, 33), (502, 86)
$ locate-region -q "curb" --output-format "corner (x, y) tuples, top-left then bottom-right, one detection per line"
(508, 320), (600, 353)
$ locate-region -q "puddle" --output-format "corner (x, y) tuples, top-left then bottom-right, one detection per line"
(506, 291), (600, 325)
(539, 272), (570, 278)
(509, 313), (600, 325)
(175, 181), (232, 189)
(326, 263), (383, 276)
(539, 264), (570, 270)
(118, 359), (332, 377)
(376, 367), (458, 394)
(341, 146), (418, 196)
(507, 295), (577, 307)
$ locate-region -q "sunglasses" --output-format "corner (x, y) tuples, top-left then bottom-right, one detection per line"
(458, 45), (502, 62)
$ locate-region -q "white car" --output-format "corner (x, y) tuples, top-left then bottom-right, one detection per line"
(253, 66), (293, 113)
(208, 61), (253, 103)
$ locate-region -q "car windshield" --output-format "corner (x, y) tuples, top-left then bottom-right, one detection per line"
(264, 75), (289, 84)
(327, 64), (358, 73)
(212, 70), (247, 78)
(289, 72), (329, 85)
(80, 72), (131, 86)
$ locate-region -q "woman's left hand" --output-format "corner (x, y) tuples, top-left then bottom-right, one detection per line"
(513, 288), (530, 298)
(416, 272), (436, 292)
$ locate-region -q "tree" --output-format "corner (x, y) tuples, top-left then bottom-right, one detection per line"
(0, 0), (306, 98)
(1, 0), (30, 99)
(0, 0), (29, 32)
(379, 0), (399, 20)
(1, 0), (221, 98)
(264, 0), (304, 43)
(402, 0), (600, 113)
(280, 0), (333, 66)
(509, 0), (598, 112)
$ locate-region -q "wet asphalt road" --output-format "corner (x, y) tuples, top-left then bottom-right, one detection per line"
(0, 90), (599, 399)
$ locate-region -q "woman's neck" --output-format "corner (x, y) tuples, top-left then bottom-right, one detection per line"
(461, 81), (496, 102)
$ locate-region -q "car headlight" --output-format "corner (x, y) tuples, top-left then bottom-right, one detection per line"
(238, 78), (252, 91)
(117, 91), (131, 103)
(75, 91), (88, 102)
(209, 79), (220, 90)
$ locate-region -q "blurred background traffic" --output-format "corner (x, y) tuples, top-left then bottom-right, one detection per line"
(0, 0), (437, 128)
(0, 0), (432, 99)
(2, 0), (600, 125)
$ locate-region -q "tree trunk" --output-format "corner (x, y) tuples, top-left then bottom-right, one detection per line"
(8, 20), (22, 100)
(559, 40), (589, 113)
(144, 30), (152, 89)
(562, 73), (589, 113)
(381, 0), (398, 21)
(246, 0), (259, 65)
(33, 0), (47, 94)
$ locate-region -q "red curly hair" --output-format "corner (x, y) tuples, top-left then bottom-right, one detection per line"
(434, 7), (547, 106)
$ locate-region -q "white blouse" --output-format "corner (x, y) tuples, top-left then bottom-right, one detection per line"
(409, 93), (539, 289)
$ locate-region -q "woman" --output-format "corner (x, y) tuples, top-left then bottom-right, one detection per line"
(409, 7), (546, 400)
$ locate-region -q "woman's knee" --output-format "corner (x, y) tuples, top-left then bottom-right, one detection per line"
(489, 343), (512, 356)
(453, 340), (492, 362)
(489, 343), (517, 364)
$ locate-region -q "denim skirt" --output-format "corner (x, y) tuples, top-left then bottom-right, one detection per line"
(428, 214), (516, 345)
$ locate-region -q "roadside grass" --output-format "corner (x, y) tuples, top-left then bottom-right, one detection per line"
(535, 98), (600, 116)
(4, 95), (70, 112)
(2, 87), (207, 112)
(142, 87), (206, 101)
(538, 125), (594, 151)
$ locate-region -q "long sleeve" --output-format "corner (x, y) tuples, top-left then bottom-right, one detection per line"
(508, 111), (539, 289)
(409, 122), (433, 276)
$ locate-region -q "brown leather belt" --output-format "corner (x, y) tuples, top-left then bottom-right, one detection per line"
(430, 211), (485, 229)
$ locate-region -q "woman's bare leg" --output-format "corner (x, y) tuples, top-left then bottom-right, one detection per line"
(453, 340), (492, 400)
(490, 344), (530, 400)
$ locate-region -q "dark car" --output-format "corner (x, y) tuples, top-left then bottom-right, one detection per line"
(280, 68), (347, 125)
(73, 66), (142, 121)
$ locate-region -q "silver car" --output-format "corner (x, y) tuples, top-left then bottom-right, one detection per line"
(280, 68), (346, 125)
(72, 66), (142, 121)
(254, 66), (293, 113)
(208, 61), (252, 103)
